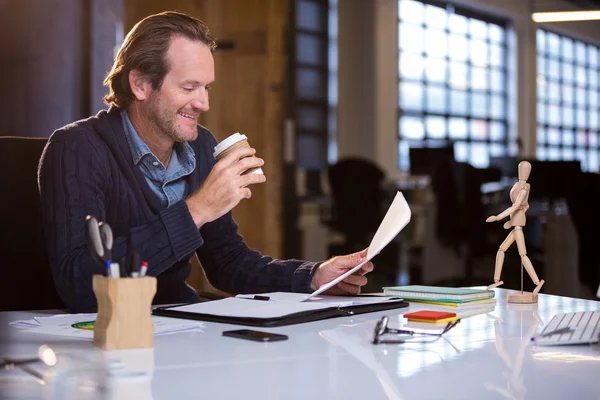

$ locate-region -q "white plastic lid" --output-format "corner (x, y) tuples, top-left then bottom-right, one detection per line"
(213, 132), (247, 158)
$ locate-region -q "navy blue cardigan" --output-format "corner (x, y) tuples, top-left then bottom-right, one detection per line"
(38, 108), (317, 312)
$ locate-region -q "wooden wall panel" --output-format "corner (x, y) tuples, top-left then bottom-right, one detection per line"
(124, 0), (202, 30)
(198, 0), (289, 260)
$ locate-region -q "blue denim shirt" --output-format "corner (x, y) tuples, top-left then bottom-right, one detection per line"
(121, 111), (196, 207)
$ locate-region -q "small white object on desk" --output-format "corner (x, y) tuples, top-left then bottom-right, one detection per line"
(9, 313), (204, 339)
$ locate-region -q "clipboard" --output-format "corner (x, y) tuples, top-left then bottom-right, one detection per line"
(152, 297), (409, 328)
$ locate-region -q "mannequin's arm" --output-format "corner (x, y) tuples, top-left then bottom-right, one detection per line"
(486, 188), (528, 222)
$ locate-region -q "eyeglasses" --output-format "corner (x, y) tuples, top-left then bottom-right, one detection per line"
(372, 315), (460, 345)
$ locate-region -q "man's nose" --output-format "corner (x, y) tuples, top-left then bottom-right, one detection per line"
(192, 90), (209, 112)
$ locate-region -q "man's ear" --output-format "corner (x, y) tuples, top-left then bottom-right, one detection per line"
(129, 70), (151, 101)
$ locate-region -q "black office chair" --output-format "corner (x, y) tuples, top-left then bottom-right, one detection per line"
(409, 145), (455, 176)
(326, 157), (399, 289)
(565, 172), (600, 296)
(431, 159), (501, 286)
(327, 157), (386, 251)
(0, 137), (64, 311)
(527, 160), (582, 202)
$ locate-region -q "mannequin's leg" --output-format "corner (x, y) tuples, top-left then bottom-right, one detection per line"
(515, 227), (544, 294)
(488, 230), (515, 290)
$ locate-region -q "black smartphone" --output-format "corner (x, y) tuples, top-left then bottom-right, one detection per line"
(222, 329), (288, 342)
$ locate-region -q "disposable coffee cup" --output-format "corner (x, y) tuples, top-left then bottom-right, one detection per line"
(213, 132), (264, 175)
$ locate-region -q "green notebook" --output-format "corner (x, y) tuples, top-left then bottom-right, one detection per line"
(382, 285), (495, 302)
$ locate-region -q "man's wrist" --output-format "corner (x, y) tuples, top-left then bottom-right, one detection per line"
(310, 264), (323, 291)
(185, 199), (208, 229)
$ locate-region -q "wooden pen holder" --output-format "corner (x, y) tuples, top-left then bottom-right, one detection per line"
(92, 275), (157, 350)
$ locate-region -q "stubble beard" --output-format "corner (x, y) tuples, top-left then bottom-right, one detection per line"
(147, 92), (198, 143)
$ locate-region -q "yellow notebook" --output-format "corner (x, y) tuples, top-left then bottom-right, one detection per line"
(408, 316), (460, 324)
(409, 298), (496, 308)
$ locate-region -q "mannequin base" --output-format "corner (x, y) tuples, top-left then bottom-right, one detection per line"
(507, 292), (538, 304)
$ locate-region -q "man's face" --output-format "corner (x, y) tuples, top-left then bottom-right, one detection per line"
(144, 36), (214, 143)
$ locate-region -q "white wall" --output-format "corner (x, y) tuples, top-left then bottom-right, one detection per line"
(337, 0), (600, 177)
(337, 0), (376, 160)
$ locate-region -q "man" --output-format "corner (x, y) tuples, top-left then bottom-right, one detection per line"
(39, 11), (373, 313)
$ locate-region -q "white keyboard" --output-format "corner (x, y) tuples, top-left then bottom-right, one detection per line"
(534, 310), (600, 346)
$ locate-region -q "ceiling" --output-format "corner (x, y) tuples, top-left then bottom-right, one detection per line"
(533, 0), (600, 12)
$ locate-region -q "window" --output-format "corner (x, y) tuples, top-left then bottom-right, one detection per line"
(398, 0), (512, 170)
(293, 0), (338, 171)
(537, 30), (600, 172)
(328, 0), (338, 164)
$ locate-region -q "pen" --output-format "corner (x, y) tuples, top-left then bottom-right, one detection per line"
(531, 326), (574, 341)
(105, 260), (111, 277)
(110, 262), (120, 279)
(140, 261), (148, 277)
(119, 256), (128, 278)
(130, 252), (141, 278)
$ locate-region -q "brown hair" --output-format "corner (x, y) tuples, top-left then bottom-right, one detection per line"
(103, 11), (216, 109)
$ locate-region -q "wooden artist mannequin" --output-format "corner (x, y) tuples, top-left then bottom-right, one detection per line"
(485, 161), (545, 303)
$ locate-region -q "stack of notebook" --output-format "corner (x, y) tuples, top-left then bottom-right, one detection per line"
(382, 285), (496, 310)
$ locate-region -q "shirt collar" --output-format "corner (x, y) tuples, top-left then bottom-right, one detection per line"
(121, 110), (153, 166)
(120, 110), (196, 171)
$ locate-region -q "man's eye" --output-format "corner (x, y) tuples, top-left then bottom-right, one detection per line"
(183, 87), (194, 92)
(205, 85), (212, 91)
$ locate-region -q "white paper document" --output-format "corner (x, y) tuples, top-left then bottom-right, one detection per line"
(170, 296), (405, 319)
(172, 297), (334, 319)
(236, 293), (403, 306)
(9, 313), (204, 339)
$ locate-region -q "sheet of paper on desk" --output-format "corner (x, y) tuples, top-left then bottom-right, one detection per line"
(170, 296), (404, 319)
(236, 293), (404, 306)
(9, 313), (204, 339)
(171, 297), (337, 319)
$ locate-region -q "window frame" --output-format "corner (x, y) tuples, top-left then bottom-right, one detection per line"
(397, 0), (512, 170)
(536, 28), (600, 172)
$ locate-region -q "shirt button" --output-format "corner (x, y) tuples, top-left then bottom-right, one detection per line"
(152, 161), (159, 166)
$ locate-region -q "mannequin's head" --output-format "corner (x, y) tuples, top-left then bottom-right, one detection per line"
(518, 161), (532, 181)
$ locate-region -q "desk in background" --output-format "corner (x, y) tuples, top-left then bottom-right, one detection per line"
(1, 289), (599, 399)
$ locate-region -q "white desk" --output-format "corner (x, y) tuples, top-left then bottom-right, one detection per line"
(1, 289), (599, 400)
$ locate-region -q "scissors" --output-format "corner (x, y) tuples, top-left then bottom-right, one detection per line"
(85, 215), (113, 273)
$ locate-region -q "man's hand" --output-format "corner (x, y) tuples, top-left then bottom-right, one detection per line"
(486, 215), (498, 222)
(310, 249), (374, 295)
(186, 146), (266, 228)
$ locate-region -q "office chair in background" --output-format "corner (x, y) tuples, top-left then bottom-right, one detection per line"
(327, 157), (386, 251)
(326, 157), (399, 289)
(431, 158), (502, 287)
(0, 136), (64, 311)
(409, 145), (455, 176)
(565, 171), (600, 297)
(526, 160), (582, 202)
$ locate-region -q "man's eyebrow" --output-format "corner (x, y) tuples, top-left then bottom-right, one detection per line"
(181, 80), (201, 86)
(181, 80), (213, 86)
